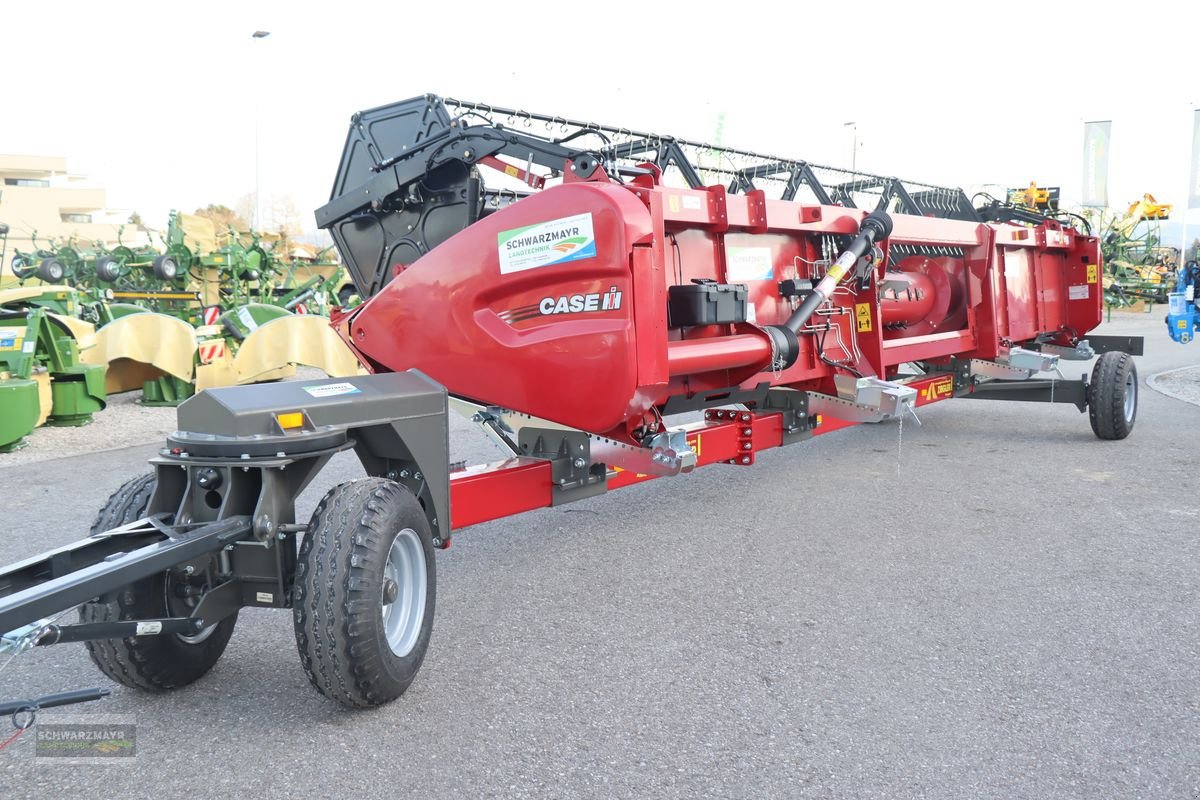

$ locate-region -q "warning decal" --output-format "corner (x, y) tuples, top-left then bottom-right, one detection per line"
(855, 303), (873, 332)
(197, 341), (226, 364)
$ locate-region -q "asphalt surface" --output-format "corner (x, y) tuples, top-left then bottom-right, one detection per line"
(0, 313), (1197, 799)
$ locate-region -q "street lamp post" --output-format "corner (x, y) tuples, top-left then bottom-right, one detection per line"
(844, 121), (858, 173)
(1184, 106), (1198, 264)
(252, 30), (270, 231)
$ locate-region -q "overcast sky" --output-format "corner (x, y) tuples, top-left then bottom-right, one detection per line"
(3, 0), (1197, 240)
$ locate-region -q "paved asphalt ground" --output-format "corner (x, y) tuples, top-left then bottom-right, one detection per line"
(0, 313), (1197, 799)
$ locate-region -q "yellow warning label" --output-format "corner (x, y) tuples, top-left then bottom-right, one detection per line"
(1086, 264), (1098, 284)
(691, 434), (702, 457)
(855, 303), (872, 332)
(1179, 319), (1188, 329)
(0, 337), (22, 352)
(504, 165), (519, 178)
(668, 195), (680, 213)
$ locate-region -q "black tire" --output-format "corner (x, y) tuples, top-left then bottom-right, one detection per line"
(293, 478), (436, 708)
(1088, 351), (1137, 440)
(94, 255), (121, 283)
(11, 256), (35, 279)
(152, 254), (178, 281)
(80, 473), (238, 692)
(337, 285), (357, 307)
(38, 257), (65, 283)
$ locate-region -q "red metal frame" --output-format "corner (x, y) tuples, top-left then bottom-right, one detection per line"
(448, 371), (961, 532)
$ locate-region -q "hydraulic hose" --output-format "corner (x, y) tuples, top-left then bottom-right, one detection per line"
(663, 211), (893, 377)
(784, 210), (893, 335)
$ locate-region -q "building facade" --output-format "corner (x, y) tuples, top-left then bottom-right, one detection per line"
(0, 154), (147, 276)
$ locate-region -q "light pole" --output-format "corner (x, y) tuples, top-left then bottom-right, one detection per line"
(844, 121), (858, 173)
(1184, 105), (1198, 264)
(252, 30), (270, 231)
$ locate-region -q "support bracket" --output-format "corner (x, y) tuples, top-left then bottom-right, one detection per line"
(754, 389), (817, 445)
(517, 428), (607, 505)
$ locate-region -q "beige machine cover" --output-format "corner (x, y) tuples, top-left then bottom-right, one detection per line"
(81, 313), (197, 394)
(47, 313), (96, 352)
(176, 213), (218, 256)
(233, 315), (366, 385)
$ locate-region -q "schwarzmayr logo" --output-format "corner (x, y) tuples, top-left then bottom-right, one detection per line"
(35, 722), (137, 761)
(504, 225), (582, 250)
(498, 212), (597, 274)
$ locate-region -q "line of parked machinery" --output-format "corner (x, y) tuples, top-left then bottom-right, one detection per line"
(0, 214), (362, 451)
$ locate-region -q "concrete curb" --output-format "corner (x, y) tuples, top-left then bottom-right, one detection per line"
(1147, 364), (1200, 407)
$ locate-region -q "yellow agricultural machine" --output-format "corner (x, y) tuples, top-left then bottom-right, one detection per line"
(1007, 182), (1061, 212)
(1093, 194), (1176, 308)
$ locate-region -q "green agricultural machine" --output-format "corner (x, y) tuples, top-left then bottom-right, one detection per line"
(1089, 194), (1177, 311)
(9, 231), (74, 284)
(0, 306), (106, 451)
(1, 214), (362, 420)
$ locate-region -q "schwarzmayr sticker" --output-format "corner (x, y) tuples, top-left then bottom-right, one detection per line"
(302, 382), (361, 398)
(498, 213), (597, 274)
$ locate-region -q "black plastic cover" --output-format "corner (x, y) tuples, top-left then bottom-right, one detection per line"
(319, 96), (474, 299)
(667, 281), (748, 328)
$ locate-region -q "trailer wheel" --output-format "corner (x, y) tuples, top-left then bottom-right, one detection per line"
(94, 255), (121, 283)
(38, 257), (65, 283)
(79, 473), (238, 692)
(293, 478), (435, 708)
(152, 254), (178, 281)
(11, 256), (35, 279)
(1088, 351), (1137, 440)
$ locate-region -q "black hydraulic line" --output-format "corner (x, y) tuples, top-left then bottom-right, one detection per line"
(785, 211), (894, 336)
(0, 688), (111, 718)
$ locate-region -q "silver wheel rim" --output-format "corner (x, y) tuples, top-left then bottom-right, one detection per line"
(1124, 370), (1137, 422)
(382, 528), (426, 658)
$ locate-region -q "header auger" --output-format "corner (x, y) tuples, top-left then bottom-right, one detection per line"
(2, 95), (1142, 711)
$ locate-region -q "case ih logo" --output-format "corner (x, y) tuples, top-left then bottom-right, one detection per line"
(498, 286), (623, 325)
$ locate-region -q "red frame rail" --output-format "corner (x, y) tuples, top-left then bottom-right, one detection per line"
(448, 373), (957, 532)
